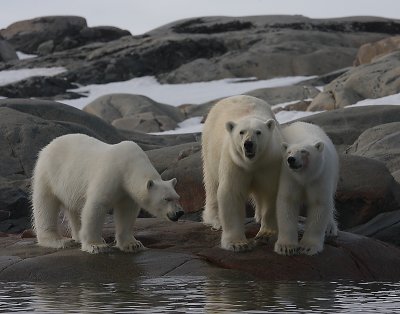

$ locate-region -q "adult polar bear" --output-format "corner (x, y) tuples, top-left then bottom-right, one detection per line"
(32, 134), (183, 254)
(275, 122), (338, 256)
(202, 95), (282, 251)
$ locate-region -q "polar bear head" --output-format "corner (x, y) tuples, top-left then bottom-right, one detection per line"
(226, 117), (276, 164)
(143, 178), (184, 221)
(281, 141), (325, 178)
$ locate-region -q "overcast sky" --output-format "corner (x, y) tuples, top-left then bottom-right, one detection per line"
(1, 0), (400, 34)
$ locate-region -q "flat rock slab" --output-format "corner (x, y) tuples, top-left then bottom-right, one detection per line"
(1, 218), (400, 282)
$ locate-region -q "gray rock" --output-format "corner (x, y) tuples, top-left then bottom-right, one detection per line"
(0, 37), (18, 62)
(83, 94), (184, 132)
(299, 105), (400, 153)
(2, 218), (400, 282)
(336, 155), (400, 229)
(309, 51), (400, 111)
(346, 122), (400, 180)
(4, 15), (398, 95)
(0, 16), (130, 55)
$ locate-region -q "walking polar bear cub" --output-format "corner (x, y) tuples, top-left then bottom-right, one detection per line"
(32, 134), (183, 254)
(202, 95), (283, 251)
(274, 122), (338, 256)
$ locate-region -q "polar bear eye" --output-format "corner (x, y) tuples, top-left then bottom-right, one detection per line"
(256, 130), (261, 135)
(239, 130), (245, 135)
(164, 197), (172, 202)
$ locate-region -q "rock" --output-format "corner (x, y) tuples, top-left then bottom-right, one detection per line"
(83, 94), (185, 132)
(0, 76), (82, 99)
(354, 36), (400, 66)
(308, 51), (400, 111)
(5, 15), (398, 93)
(336, 155), (400, 230)
(0, 16), (130, 55)
(346, 122), (400, 180)
(1, 218), (400, 282)
(348, 210), (400, 247)
(0, 36), (18, 62)
(300, 105), (400, 153)
(147, 143), (204, 213)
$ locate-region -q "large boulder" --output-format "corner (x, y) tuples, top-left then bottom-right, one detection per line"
(83, 94), (185, 133)
(0, 36), (18, 62)
(354, 36), (400, 66)
(346, 122), (400, 181)
(1, 218), (400, 282)
(0, 16), (130, 55)
(308, 51), (400, 111)
(301, 105), (400, 153)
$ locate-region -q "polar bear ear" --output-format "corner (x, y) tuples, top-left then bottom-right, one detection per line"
(147, 179), (154, 190)
(281, 142), (289, 152)
(265, 119), (275, 130)
(225, 121), (236, 133)
(170, 178), (177, 187)
(315, 141), (324, 152)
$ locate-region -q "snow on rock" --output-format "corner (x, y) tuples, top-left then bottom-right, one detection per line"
(0, 67), (66, 86)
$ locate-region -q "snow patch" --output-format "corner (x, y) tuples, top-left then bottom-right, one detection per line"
(62, 75), (316, 109)
(0, 67), (66, 86)
(16, 51), (37, 60)
(350, 92), (400, 107)
(151, 117), (203, 135)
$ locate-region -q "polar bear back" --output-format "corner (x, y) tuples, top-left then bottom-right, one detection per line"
(33, 134), (158, 210)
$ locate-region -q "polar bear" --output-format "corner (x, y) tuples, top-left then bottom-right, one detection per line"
(274, 122), (338, 256)
(202, 95), (283, 252)
(31, 133), (183, 254)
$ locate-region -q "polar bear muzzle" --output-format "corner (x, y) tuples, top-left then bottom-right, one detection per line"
(244, 140), (256, 159)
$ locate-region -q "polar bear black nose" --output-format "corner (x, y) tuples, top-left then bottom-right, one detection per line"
(244, 140), (254, 151)
(287, 156), (296, 165)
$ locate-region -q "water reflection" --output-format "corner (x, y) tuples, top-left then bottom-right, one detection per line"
(0, 278), (400, 313)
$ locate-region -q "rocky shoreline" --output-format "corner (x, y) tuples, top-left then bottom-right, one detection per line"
(1, 15), (400, 281)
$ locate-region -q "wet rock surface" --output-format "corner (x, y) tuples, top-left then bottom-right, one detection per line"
(1, 218), (400, 282)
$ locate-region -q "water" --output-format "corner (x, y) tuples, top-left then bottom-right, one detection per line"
(0, 278), (399, 313)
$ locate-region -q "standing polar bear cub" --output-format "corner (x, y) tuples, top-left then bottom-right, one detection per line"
(275, 122), (338, 256)
(32, 134), (183, 254)
(202, 95), (282, 252)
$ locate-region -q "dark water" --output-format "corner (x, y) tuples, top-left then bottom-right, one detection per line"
(0, 278), (399, 313)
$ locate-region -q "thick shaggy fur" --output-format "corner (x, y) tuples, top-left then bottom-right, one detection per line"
(31, 134), (182, 254)
(274, 122), (339, 256)
(202, 95), (283, 252)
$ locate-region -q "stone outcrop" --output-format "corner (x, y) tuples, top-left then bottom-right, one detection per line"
(354, 35), (400, 66)
(309, 51), (400, 111)
(1, 218), (400, 282)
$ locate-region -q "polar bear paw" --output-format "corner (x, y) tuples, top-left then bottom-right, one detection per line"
(81, 242), (111, 254)
(299, 239), (323, 255)
(221, 239), (254, 252)
(38, 237), (79, 249)
(274, 242), (299, 256)
(118, 240), (145, 253)
(255, 228), (276, 244)
(325, 221), (338, 238)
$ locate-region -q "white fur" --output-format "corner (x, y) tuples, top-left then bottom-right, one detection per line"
(202, 95), (283, 252)
(274, 122), (339, 256)
(31, 134), (182, 254)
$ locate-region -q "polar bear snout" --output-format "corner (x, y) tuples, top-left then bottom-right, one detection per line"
(287, 155), (303, 170)
(244, 140), (256, 159)
(167, 209), (185, 221)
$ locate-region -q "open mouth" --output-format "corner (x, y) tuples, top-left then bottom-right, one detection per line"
(289, 163), (303, 171)
(245, 151), (256, 159)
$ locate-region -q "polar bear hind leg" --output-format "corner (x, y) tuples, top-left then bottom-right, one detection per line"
(202, 174), (221, 230)
(32, 184), (75, 249)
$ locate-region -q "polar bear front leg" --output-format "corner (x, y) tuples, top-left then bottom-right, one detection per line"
(254, 193), (278, 243)
(114, 198), (144, 253)
(299, 188), (332, 255)
(202, 170), (221, 230)
(274, 181), (300, 256)
(79, 199), (110, 254)
(217, 180), (253, 252)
